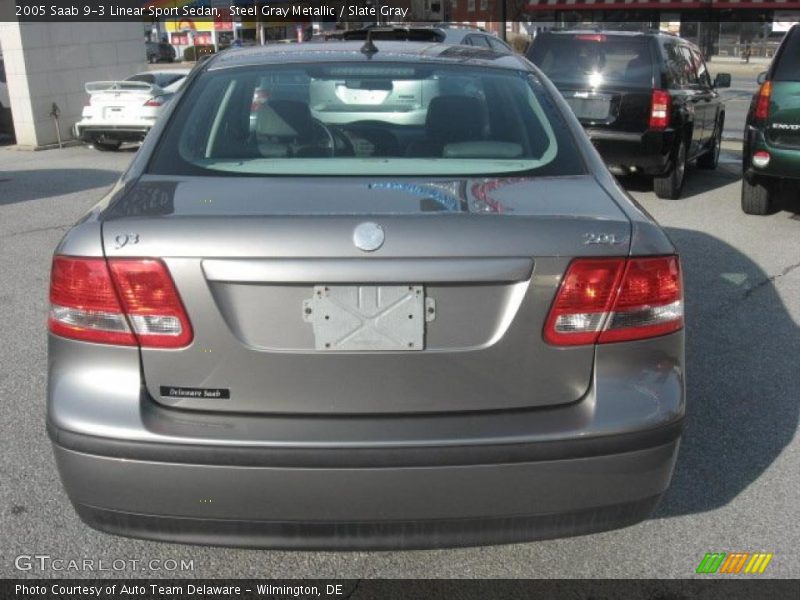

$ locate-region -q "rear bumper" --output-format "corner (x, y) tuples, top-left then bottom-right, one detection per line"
(73, 496), (663, 551)
(47, 329), (685, 549)
(49, 420), (682, 549)
(586, 129), (676, 176)
(744, 125), (800, 182)
(73, 121), (152, 142)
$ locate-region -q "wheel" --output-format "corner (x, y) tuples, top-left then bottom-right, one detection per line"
(698, 115), (723, 170)
(741, 176), (773, 215)
(654, 139), (687, 199)
(90, 139), (122, 152)
(148, 55), (157, 64)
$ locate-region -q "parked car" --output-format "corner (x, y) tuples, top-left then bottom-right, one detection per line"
(48, 41), (685, 550)
(527, 30), (731, 199)
(146, 41), (176, 64)
(742, 24), (800, 214)
(73, 69), (190, 150)
(338, 24), (513, 53)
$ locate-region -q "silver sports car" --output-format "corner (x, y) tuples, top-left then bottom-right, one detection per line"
(47, 42), (685, 549)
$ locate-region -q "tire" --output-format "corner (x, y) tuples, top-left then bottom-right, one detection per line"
(654, 139), (687, 200)
(148, 55), (157, 64)
(741, 176), (773, 215)
(698, 115), (723, 170)
(91, 139), (122, 152)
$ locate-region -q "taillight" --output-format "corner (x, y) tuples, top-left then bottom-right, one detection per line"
(649, 90), (671, 131)
(544, 256), (683, 346)
(752, 150), (770, 168)
(49, 257), (137, 346)
(49, 257), (193, 348)
(754, 80), (772, 121)
(144, 96), (166, 107)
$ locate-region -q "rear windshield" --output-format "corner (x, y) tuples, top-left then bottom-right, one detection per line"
(773, 28), (800, 82)
(528, 34), (654, 89)
(147, 62), (585, 177)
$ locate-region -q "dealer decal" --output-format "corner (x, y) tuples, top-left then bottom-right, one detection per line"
(160, 386), (230, 400)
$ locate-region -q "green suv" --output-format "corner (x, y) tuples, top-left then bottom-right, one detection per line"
(742, 24), (800, 214)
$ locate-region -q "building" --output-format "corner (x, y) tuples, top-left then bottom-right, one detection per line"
(449, 0), (799, 57)
(0, 22), (145, 148)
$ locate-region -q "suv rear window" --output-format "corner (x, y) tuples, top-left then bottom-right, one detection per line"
(773, 27), (800, 82)
(528, 34), (654, 89)
(148, 62), (585, 177)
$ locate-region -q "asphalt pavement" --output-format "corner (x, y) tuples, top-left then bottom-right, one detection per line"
(0, 144), (798, 578)
(708, 60), (765, 141)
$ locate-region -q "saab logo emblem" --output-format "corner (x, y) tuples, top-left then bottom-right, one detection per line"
(696, 552), (773, 574)
(353, 222), (385, 252)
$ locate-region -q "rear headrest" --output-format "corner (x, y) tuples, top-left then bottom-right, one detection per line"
(426, 95), (486, 143)
(256, 100), (314, 138)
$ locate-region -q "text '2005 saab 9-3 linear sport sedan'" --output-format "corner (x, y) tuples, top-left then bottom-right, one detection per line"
(47, 41), (685, 550)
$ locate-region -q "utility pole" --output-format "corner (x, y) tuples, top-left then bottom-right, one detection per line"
(500, 0), (507, 41)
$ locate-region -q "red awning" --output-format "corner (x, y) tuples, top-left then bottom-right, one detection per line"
(526, 0), (798, 10)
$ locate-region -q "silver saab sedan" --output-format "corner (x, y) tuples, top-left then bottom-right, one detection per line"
(47, 42), (685, 549)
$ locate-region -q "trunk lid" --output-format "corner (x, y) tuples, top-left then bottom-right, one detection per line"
(557, 86), (652, 132)
(84, 81), (158, 121)
(766, 28), (800, 148)
(102, 175), (631, 415)
(766, 81), (800, 149)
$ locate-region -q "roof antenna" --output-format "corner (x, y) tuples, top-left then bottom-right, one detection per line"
(361, 30), (379, 57)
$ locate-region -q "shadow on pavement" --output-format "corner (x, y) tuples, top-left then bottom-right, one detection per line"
(619, 161), (742, 199)
(0, 168), (120, 206)
(654, 227), (799, 518)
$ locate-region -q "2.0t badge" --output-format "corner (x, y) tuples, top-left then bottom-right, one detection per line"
(353, 222), (385, 252)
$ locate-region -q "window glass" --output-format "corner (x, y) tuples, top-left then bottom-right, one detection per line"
(663, 43), (689, 86)
(528, 34), (653, 88)
(147, 62), (586, 178)
(488, 37), (511, 53)
(689, 47), (711, 87)
(678, 46), (700, 85)
(773, 28), (800, 81)
(468, 35), (492, 48)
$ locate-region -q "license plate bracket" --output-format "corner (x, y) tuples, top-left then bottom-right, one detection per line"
(303, 285), (425, 351)
(565, 94), (611, 120)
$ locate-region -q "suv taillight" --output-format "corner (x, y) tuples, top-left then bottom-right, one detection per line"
(544, 256), (683, 346)
(649, 90), (671, 131)
(754, 80), (772, 121)
(49, 257), (193, 348)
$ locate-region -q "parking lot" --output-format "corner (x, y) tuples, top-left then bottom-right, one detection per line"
(0, 142), (798, 578)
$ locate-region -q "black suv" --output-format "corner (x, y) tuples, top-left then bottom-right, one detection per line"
(527, 30), (730, 199)
(742, 24), (800, 215)
(146, 41), (176, 64)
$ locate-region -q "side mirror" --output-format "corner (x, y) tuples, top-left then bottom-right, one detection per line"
(756, 71), (768, 85)
(714, 73), (732, 88)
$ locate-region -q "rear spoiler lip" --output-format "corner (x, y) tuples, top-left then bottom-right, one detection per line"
(84, 81), (162, 95)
